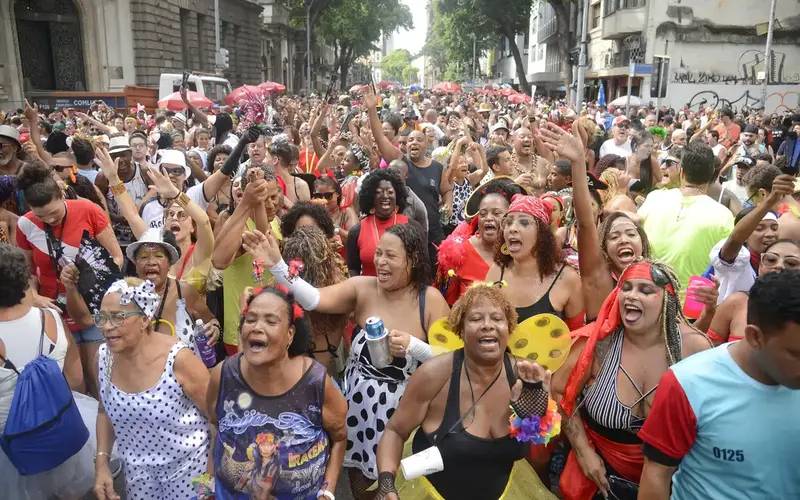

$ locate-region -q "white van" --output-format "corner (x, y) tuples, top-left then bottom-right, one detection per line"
(158, 73), (232, 103)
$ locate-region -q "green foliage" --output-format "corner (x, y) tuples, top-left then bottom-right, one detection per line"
(402, 65), (419, 84)
(381, 49), (413, 82)
(427, 0), (535, 92)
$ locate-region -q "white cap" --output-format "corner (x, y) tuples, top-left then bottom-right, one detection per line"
(157, 149), (190, 178)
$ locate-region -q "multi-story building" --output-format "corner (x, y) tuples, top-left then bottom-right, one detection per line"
(527, 0), (569, 96)
(0, 0), (344, 109)
(584, 0), (800, 112)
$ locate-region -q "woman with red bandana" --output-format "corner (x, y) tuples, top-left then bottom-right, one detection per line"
(551, 261), (711, 500)
(485, 194), (584, 329)
(436, 177), (525, 305)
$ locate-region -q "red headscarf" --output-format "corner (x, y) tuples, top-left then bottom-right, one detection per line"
(560, 261), (675, 415)
(507, 194), (550, 225)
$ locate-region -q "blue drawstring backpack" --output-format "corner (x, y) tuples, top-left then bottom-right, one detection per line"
(0, 309), (89, 475)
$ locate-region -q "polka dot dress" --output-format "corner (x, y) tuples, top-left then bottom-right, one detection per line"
(343, 329), (419, 480)
(175, 297), (197, 355)
(98, 342), (209, 499)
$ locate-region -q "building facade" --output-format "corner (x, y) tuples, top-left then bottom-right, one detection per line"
(584, 0), (800, 112)
(0, 0), (314, 110)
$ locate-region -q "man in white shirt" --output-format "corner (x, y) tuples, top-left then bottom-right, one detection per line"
(598, 116), (633, 158)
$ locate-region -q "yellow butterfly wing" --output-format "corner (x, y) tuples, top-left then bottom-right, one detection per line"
(508, 314), (571, 372)
(427, 318), (463, 355)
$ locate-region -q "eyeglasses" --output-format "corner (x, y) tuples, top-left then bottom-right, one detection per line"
(93, 311), (144, 327)
(312, 192), (335, 201)
(0, 142), (17, 151)
(162, 166), (185, 177)
(761, 252), (800, 270)
(165, 210), (188, 221)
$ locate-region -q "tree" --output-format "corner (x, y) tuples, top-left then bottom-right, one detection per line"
(381, 49), (413, 82)
(402, 65), (419, 85)
(315, 0), (413, 89)
(425, 0), (493, 82)
(436, 0), (535, 94)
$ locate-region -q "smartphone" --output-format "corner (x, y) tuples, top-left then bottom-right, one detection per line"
(181, 71), (190, 90)
(781, 132), (799, 175)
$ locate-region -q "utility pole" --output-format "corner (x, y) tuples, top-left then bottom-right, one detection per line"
(575, 0), (590, 109)
(214, 0), (220, 72)
(472, 34), (477, 81)
(305, 0), (315, 95)
(761, 0), (777, 109)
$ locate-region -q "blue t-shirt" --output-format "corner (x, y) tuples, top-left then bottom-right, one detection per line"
(639, 344), (800, 499)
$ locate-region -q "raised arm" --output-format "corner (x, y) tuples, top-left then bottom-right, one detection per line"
(364, 87), (402, 162)
(541, 123), (613, 318)
(95, 147), (147, 239)
(210, 180), (264, 270)
(180, 87), (209, 127)
(24, 100), (52, 164)
(719, 174), (793, 263)
(310, 104), (329, 158)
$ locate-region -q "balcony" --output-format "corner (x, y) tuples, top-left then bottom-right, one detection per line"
(602, 0), (646, 39)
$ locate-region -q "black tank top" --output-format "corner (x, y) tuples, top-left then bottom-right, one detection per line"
(500, 264), (567, 322)
(411, 349), (526, 499)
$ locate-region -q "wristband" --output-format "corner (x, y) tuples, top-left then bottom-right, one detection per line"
(269, 259), (321, 310)
(317, 490), (335, 500)
(377, 471), (397, 495)
(110, 182), (127, 196)
(406, 335), (433, 362)
(174, 192), (191, 208)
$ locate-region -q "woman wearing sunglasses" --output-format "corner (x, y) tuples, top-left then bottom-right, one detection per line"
(707, 239), (800, 345)
(312, 175), (358, 246)
(50, 152), (108, 211)
(551, 261), (711, 500)
(94, 278), (210, 500)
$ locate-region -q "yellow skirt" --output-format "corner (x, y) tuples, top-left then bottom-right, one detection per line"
(393, 431), (557, 500)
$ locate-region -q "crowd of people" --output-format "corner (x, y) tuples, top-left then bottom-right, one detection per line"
(0, 82), (798, 500)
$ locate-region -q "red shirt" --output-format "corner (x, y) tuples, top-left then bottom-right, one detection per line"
(298, 148), (319, 175)
(356, 213), (409, 276)
(17, 199), (110, 299)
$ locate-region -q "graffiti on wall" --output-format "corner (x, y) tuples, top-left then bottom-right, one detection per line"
(672, 49), (800, 86)
(684, 88), (799, 113)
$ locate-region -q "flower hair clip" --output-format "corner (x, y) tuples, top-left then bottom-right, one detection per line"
(252, 258), (265, 284)
(288, 259), (305, 280)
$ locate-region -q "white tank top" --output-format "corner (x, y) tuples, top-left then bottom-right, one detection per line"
(0, 307), (67, 426)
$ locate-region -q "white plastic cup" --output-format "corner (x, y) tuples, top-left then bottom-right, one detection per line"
(400, 446), (444, 480)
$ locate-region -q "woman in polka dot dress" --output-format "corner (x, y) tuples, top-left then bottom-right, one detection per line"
(243, 224), (450, 500)
(94, 278), (211, 500)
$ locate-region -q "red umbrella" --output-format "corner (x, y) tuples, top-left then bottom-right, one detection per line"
(499, 87), (516, 97)
(225, 85), (264, 106)
(507, 92), (531, 104)
(378, 80), (398, 90)
(432, 81), (462, 94)
(349, 84), (369, 94)
(157, 91), (212, 112)
(258, 81), (286, 94)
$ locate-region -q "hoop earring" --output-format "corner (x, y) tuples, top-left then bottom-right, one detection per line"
(501, 243), (510, 255)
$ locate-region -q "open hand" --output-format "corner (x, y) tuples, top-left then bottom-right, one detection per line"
(241, 229), (282, 267)
(146, 164), (181, 200)
(94, 147), (120, 183)
(539, 122), (585, 166)
(23, 99), (39, 124)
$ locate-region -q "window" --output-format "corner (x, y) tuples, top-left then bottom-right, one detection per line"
(605, 0), (645, 16)
(591, 3), (601, 29)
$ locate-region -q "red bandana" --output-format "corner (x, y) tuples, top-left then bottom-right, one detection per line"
(507, 194), (550, 225)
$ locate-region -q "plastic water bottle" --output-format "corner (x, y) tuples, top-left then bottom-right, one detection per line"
(364, 316), (392, 369)
(193, 319), (216, 368)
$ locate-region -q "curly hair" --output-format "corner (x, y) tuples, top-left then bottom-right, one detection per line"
(240, 287), (311, 357)
(386, 223), (430, 292)
(744, 163), (781, 196)
(448, 284), (517, 339)
(0, 244), (31, 307)
(599, 211), (651, 262)
(358, 169), (408, 216)
(282, 226), (348, 354)
(205, 145), (232, 174)
(494, 217), (560, 280)
(280, 202), (336, 238)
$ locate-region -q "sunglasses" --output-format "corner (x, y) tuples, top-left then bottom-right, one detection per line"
(650, 266), (671, 288)
(50, 164), (73, 172)
(162, 166), (186, 177)
(312, 192), (335, 201)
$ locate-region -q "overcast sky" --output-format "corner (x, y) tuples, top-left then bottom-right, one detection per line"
(392, 0), (428, 55)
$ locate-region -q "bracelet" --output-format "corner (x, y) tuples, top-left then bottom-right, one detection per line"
(173, 192), (191, 208)
(377, 471), (397, 495)
(95, 451), (110, 458)
(508, 398), (561, 445)
(110, 182), (127, 196)
(317, 489), (335, 500)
